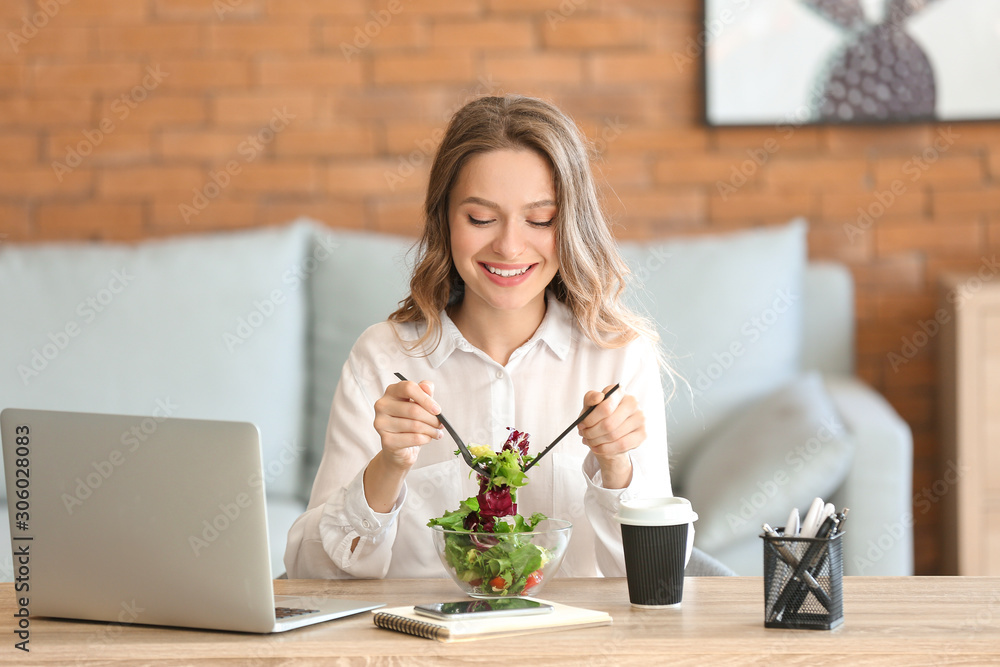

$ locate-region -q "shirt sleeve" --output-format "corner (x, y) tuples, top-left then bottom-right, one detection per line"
(283, 330), (406, 579)
(580, 336), (672, 577)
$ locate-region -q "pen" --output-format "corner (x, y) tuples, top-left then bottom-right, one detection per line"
(799, 497), (826, 538)
(784, 507), (800, 537)
(815, 513), (839, 540)
(791, 508), (848, 609)
(781, 513), (842, 618)
(835, 508), (849, 534)
(762, 524), (832, 621)
(762, 523), (828, 596)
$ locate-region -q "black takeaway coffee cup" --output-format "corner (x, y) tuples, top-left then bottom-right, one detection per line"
(615, 497), (698, 608)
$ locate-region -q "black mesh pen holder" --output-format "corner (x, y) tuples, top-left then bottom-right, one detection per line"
(762, 530), (843, 630)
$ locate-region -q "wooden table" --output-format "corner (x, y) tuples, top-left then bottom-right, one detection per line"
(2, 577), (998, 665)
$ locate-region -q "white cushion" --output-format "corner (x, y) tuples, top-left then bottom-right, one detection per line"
(0, 223), (311, 501)
(682, 372), (855, 559)
(619, 219), (807, 472)
(304, 225), (413, 500)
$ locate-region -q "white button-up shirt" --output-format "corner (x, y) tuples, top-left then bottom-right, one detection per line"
(284, 297), (672, 579)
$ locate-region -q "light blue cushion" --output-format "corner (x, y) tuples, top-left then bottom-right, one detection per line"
(303, 224), (414, 501)
(683, 372), (855, 563)
(0, 223), (312, 501)
(620, 219), (807, 473)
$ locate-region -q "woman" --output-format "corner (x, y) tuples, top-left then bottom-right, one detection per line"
(284, 95), (673, 580)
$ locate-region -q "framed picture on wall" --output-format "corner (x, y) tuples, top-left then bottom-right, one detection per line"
(704, 0), (1000, 126)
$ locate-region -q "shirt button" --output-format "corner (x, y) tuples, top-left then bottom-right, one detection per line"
(361, 519), (372, 530)
(496, 370), (504, 379)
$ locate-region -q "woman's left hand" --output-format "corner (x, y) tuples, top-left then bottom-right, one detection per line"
(577, 385), (645, 489)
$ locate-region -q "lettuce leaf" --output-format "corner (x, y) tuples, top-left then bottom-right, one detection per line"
(427, 497), (479, 531)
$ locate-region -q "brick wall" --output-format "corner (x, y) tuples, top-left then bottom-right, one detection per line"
(3, 0), (999, 574)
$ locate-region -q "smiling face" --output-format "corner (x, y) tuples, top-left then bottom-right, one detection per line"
(447, 149), (560, 325)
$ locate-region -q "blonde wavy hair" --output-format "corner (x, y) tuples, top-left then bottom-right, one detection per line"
(390, 94), (660, 356)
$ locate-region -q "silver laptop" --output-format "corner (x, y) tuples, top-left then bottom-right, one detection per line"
(0, 408), (383, 633)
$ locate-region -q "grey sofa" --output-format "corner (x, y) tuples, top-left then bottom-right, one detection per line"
(0, 219), (913, 579)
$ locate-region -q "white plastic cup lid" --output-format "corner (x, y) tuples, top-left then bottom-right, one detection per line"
(615, 497), (698, 527)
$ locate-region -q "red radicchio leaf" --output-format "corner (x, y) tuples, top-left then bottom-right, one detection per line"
(478, 485), (516, 516)
(502, 427), (530, 459)
(464, 427), (529, 533)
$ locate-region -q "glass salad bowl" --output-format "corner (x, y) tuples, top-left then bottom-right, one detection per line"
(430, 518), (572, 598)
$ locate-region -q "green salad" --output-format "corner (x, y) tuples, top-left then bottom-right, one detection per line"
(427, 429), (553, 596)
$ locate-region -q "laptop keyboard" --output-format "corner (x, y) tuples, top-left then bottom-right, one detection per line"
(275, 606), (319, 619)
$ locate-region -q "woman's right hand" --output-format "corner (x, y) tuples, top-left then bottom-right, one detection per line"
(372, 379), (444, 470)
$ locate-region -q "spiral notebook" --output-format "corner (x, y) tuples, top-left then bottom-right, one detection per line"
(372, 600), (612, 643)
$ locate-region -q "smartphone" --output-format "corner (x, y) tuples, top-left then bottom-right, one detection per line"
(413, 599), (553, 620)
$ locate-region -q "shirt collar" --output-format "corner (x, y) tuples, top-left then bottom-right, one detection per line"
(425, 293), (573, 369)
(530, 295), (573, 361)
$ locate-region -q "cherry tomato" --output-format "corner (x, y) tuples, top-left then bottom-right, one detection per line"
(489, 576), (507, 592)
(522, 570), (544, 592)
